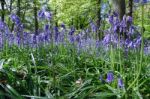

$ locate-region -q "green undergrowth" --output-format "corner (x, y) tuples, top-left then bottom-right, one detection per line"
(0, 45), (150, 99)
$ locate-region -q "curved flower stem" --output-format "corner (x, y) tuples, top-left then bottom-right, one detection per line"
(110, 45), (114, 70)
(122, 4), (145, 98)
(138, 2), (144, 89)
(129, 3), (144, 91)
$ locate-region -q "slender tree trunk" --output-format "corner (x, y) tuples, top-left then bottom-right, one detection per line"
(1, 0), (5, 22)
(97, 0), (101, 30)
(17, 0), (21, 17)
(34, 0), (39, 35)
(10, 0), (15, 32)
(8, 0), (13, 25)
(76, 15), (79, 29)
(128, 0), (133, 17)
(79, 16), (83, 29)
(97, 0), (101, 40)
(22, 2), (27, 23)
(55, 8), (58, 27)
(120, 0), (126, 19)
(71, 17), (74, 26)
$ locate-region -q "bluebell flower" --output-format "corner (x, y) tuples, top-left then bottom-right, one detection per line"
(44, 33), (50, 42)
(10, 14), (24, 35)
(69, 36), (75, 43)
(144, 46), (150, 55)
(118, 77), (124, 88)
(69, 27), (75, 35)
(142, 0), (148, 3)
(16, 36), (21, 46)
(33, 34), (37, 44)
(106, 71), (114, 83)
(22, 32), (30, 45)
(128, 25), (135, 35)
(38, 9), (52, 20)
(102, 33), (110, 45)
(113, 22), (119, 33)
(37, 33), (45, 44)
(114, 25), (119, 33)
(38, 9), (45, 19)
(85, 28), (89, 33)
(0, 21), (4, 28)
(120, 15), (127, 28)
(128, 41), (133, 48)
(10, 14), (21, 25)
(61, 23), (66, 29)
(109, 15), (114, 25)
(44, 11), (52, 20)
(134, 0), (148, 3)
(54, 26), (59, 42)
(75, 34), (81, 43)
(0, 21), (6, 31)
(44, 24), (49, 31)
(54, 26), (59, 33)
(7, 33), (15, 46)
(113, 12), (119, 17)
(134, 36), (141, 48)
(127, 16), (133, 24)
(90, 21), (97, 32)
(134, 0), (140, 3)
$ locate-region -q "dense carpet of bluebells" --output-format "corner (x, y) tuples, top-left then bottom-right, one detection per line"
(0, 11), (150, 54)
(0, 4), (150, 99)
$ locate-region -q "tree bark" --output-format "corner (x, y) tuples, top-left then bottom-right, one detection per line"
(22, 1), (27, 23)
(1, 0), (5, 22)
(34, 0), (39, 35)
(17, 0), (21, 17)
(111, 0), (126, 20)
(128, 0), (133, 17)
(10, 0), (15, 32)
(97, 0), (101, 30)
(55, 8), (58, 27)
(97, 0), (101, 40)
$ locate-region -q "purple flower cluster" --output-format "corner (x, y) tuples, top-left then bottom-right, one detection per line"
(134, 0), (149, 3)
(90, 21), (97, 33)
(0, 21), (10, 34)
(0, 9), (149, 55)
(0, 15), (89, 49)
(99, 72), (124, 88)
(106, 71), (114, 83)
(102, 12), (143, 50)
(118, 77), (124, 88)
(38, 8), (52, 20)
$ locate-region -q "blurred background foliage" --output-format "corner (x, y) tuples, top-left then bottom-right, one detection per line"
(0, 0), (149, 31)
(0, 0), (150, 37)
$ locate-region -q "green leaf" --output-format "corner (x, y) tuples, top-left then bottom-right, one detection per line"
(0, 59), (5, 70)
(93, 92), (118, 97)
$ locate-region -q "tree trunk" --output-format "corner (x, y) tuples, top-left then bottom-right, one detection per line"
(55, 8), (58, 27)
(128, 0), (133, 17)
(76, 15), (79, 29)
(1, 0), (5, 22)
(17, 0), (21, 17)
(71, 17), (74, 26)
(111, 0), (126, 20)
(97, 0), (101, 30)
(10, 0), (15, 32)
(22, 1), (27, 23)
(97, 0), (103, 40)
(34, 0), (39, 35)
